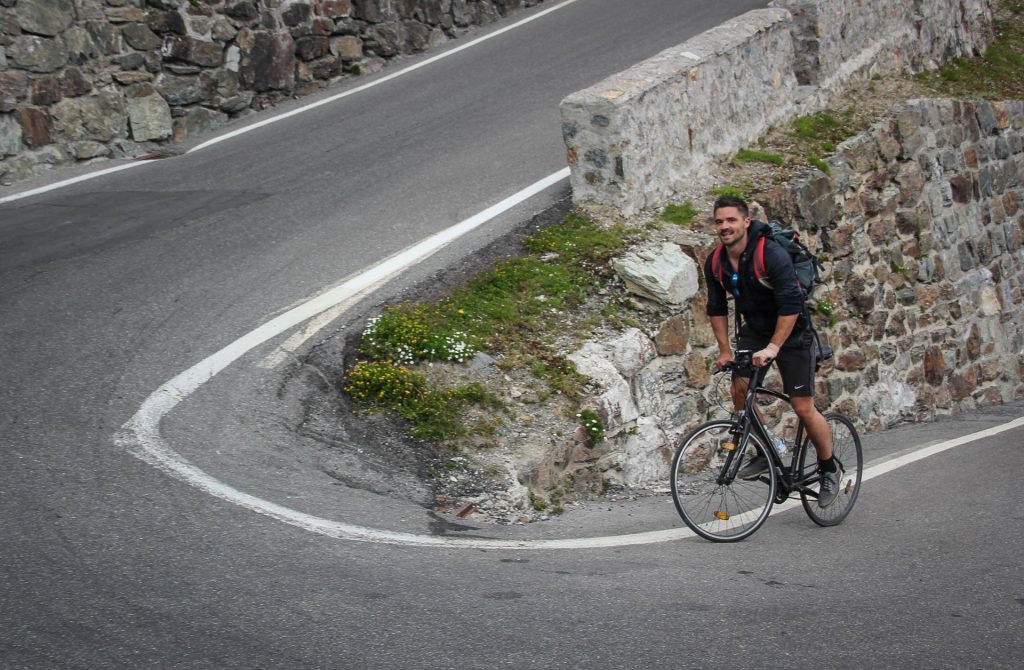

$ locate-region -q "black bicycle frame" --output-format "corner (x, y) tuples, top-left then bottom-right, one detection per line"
(718, 351), (815, 500)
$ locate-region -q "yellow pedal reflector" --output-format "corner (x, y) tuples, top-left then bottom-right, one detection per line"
(715, 511), (730, 521)
(723, 442), (736, 452)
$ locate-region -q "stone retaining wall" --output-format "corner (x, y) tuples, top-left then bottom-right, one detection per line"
(0, 0), (546, 183)
(782, 97), (1024, 430)
(774, 0), (995, 88)
(560, 0), (996, 215)
(573, 97), (1024, 489)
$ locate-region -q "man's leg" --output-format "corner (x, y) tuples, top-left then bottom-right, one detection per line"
(731, 376), (749, 412)
(790, 397), (832, 460)
(791, 396), (841, 507)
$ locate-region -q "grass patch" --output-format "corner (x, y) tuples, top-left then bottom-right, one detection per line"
(659, 201), (699, 226)
(344, 361), (503, 441)
(808, 155), (831, 174)
(359, 304), (479, 365)
(787, 109), (864, 172)
(711, 182), (755, 199)
(812, 298), (839, 328)
(734, 148), (786, 165)
(577, 408), (605, 448)
(916, 1), (1024, 99)
(792, 111), (847, 142)
(344, 212), (635, 443)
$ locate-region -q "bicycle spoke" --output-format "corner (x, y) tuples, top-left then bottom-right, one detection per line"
(671, 421), (776, 542)
(798, 413), (863, 526)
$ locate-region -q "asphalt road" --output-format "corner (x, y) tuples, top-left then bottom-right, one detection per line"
(2, 0), (1023, 667)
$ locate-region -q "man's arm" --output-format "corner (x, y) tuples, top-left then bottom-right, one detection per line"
(752, 313), (799, 367)
(710, 315), (733, 369)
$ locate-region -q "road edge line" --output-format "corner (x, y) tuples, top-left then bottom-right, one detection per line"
(116, 169), (582, 548)
(189, 0), (581, 154)
(0, 0), (581, 206)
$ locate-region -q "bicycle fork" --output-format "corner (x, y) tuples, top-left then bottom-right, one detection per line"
(716, 417), (754, 485)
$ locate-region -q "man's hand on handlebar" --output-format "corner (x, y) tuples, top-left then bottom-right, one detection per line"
(752, 343), (779, 367)
(715, 352), (734, 371)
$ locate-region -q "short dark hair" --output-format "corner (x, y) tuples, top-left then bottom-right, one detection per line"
(713, 195), (749, 218)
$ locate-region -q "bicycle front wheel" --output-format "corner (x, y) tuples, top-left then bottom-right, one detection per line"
(796, 412), (863, 526)
(671, 420), (777, 542)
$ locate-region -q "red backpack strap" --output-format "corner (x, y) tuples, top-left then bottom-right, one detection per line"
(710, 243), (726, 286)
(753, 236), (769, 287)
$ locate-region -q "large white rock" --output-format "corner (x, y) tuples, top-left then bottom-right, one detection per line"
(601, 327), (657, 379)
(611, 242), (699, 307)
(618, 416), (669, 486)
(568, 344), (639, 435)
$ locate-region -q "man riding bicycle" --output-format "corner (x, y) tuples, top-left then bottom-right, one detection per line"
(703, 195), (839, 507)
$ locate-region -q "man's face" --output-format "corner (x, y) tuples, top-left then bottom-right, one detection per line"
(713, 206), (751, 249)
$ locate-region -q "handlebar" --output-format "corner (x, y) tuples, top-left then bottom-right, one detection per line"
(718, 349), (773, 374)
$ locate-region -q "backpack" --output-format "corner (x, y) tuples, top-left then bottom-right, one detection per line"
(710, 220), (833, 369)
(710, 220), (823, 300)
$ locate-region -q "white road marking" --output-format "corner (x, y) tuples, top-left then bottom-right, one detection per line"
(0, 162), (149, 205)
(189, 0), (582, 154)
(115, 168), (577, 548)
(0, 0), (580, 206)
(119, 356), (1023, 549)
(256, 278), (387, 369)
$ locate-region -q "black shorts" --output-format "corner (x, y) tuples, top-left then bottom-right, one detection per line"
(733, 325), (817, 397)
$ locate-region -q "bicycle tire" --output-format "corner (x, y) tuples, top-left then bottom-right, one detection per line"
(796, 412), (863, 526)
(671, 420), (777, 542)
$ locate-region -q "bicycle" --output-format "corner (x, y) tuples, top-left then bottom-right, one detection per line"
(670, 349), (863, 542)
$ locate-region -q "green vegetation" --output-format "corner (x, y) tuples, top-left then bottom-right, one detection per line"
(344, 361), (503, 441)
(733, 148), (785, 165)
(812, 298), (839, 328)
(344, 213), (635, 443)
(890, 260), (911, 278)
(808, 155), (831, 174)
(577, 408), (605, 448)
(786, 109), (863, 173)
(916, 1), (1024, 99)
(711, 182), (754, 199)
(359, 304), (479, 365)
(451, 212), (632, 380)
(792, 111), (846, 143)
(659, 201), (699, 227)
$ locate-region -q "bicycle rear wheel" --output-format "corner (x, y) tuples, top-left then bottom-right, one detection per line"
(796, 412), (863, 526)
(671, 420), (777, 542)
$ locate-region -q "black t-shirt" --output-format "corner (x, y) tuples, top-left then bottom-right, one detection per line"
(704, 220), (807, 340)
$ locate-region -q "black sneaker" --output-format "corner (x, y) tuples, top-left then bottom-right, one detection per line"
(736, 454), (769, 480)
(818, 466), (840, 507)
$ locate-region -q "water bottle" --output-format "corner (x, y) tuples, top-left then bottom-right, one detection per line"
(766, 428), (788, 459)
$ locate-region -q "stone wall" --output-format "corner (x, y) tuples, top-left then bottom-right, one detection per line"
(560, 9), (799, 217)
(777, 97), (1024, 430)
(560, 0), (996, 215)
(773, 0), (995, 88)
(572, 97), (1024, 489)
(0, 0), (546, 184)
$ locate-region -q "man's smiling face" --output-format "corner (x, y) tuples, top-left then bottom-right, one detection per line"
(713, 206), (751, 250)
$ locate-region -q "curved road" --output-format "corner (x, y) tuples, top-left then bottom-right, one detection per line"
(2, 1), (1022, 667)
